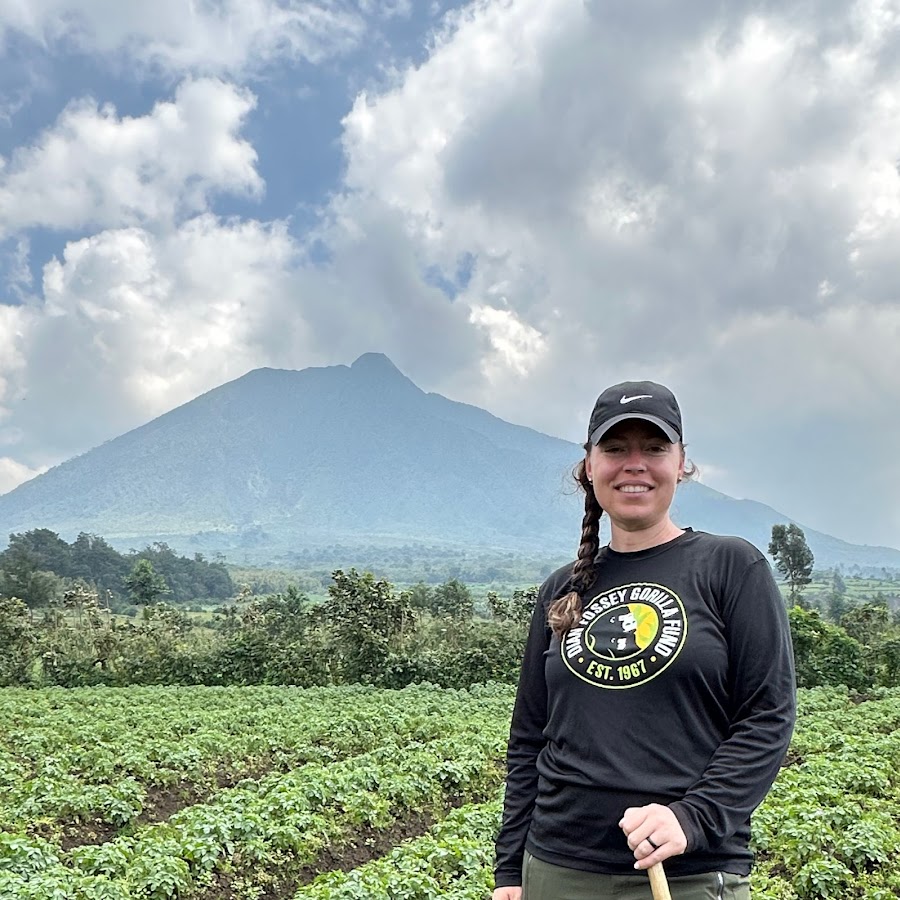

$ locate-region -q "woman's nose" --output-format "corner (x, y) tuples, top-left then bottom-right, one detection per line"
(623, 449), (647, 470)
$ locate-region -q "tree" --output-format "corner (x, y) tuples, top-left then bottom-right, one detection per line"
(879, 638), (900, 686)
(62, 581), (101, 628)
(840, 602), (890, 645)
(124, 559), (169, 606)
(0, 596), (36, 685)
(509, 586), (539, 627)
(832, 569), (847, 597)
(3, 529), (73, 575)
(432, 578), (473, 620)
(826, 568), (849, 622)
(769, 524), (814, 606)
(323, 569), (413, 683)
(406, 582), (434, 612)
(0, 542), (63, 608)
(787, 606), (870, 690)
(827, 591), (849, 624)
(486, 590), (508, 621)
(70, 532), (129, 595)
(488, 586), (539, 627)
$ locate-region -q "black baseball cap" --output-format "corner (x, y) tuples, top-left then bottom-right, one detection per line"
(588, 380), (683, 444)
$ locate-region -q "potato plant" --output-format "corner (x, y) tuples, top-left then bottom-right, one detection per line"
(0, 683), (510, 834)
(0, 684), (512, 899)
(2, 684), (900, 900)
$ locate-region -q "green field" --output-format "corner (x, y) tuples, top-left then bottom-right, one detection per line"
(1, 685), (899, 899)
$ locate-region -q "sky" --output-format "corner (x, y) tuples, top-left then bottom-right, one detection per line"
(0, 0), (899, 552)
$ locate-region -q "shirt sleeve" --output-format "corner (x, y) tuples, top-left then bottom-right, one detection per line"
(493, 582), (554, 888)
(669, 554), (797, 851)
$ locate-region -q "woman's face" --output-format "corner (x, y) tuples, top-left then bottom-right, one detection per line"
(585, 419), (685, 536)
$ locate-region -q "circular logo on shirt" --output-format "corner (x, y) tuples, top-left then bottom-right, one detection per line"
(561, 582), (687, 689)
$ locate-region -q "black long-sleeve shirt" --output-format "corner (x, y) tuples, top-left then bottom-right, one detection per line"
(494, 529), (796, 887)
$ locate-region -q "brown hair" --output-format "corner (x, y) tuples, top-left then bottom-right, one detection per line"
(547, 446), (602, 638)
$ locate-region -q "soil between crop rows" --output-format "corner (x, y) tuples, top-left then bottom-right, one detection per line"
(199, 809), (440, 900)
(55, 762), (278, 850)
(45, 764), (482, 900)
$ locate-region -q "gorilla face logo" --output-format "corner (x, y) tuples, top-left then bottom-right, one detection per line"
(607, 610), (639, 655)
(562, 583), (688, 689)
(586, 606), (642, 659)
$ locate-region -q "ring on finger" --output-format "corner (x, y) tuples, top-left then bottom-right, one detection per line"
(645, 837), (660, 850)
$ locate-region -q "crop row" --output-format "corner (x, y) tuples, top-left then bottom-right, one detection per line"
(751, 688), (900, 900)
(288, 687), (900, 900)
(292, 797), (503, 900)
(0, 683), (514, 833)
(5, 685), (899, 900)
(0, 718), (508, 898)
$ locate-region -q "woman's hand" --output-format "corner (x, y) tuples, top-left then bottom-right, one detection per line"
(619, 803), (688, 870)
(492, 887), (522, 900)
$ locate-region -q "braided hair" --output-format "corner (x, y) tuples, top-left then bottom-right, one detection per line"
(547, 448), (603, 638)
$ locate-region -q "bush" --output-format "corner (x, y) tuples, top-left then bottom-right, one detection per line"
(788, 607), (871, 691)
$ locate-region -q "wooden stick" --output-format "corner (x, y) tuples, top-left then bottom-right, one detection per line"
(648, 862), (672, 900)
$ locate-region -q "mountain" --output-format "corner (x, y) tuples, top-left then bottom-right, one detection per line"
(670, 483), (900, 572)
(1, 352), (899, 571)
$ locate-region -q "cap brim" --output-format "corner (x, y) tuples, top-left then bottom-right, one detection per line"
(589, 414), (680, 444)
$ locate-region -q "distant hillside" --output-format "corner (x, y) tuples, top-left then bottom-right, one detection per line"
(1, 352), (899, 571)
(671, 483), (900, 572)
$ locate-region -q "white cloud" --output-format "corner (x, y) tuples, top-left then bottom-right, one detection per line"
(0, 0), (366, 75)
(0, 457), (46, 495)
(324, 0), (900, 546)
(0, 301), (28, 463)
(0, 301), (26, 389)
(1, 202), (476, 468)
(3, 0), (900, 551)
(469, 303), (545, 379)
(2, 215), (298, 462)
(0, 78), (261, 237)
(1, 237), (33, 302)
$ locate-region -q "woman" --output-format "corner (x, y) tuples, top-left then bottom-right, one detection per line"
(493, 380), (796, 900)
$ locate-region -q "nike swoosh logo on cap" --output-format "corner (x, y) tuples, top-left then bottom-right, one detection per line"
(620, 394), (652, 404)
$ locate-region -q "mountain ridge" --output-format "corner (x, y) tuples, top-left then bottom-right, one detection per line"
(1, 354), (898, 571)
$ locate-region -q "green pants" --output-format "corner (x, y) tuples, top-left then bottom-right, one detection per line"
(522, 851), (751, 900)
